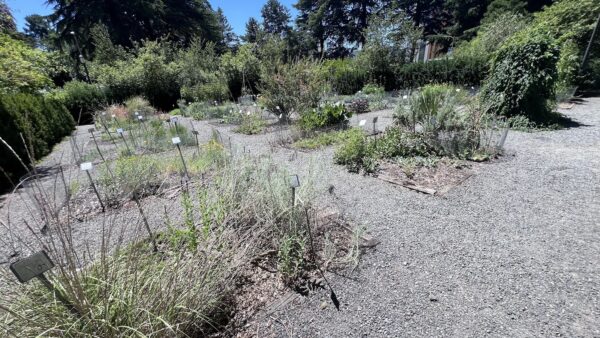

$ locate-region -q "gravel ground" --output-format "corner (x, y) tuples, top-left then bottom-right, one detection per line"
(259, 99), (600, 337)
(1, 99), (599, 337)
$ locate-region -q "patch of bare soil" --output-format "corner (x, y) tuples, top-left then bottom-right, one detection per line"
(378, 159), (484, 195)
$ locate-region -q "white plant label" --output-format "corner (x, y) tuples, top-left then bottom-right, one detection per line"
(138, 115), (143, 120)
(171, 117), (178, 123)
(80, 162), (93, 171)
(359, 119), (367, 127)
(172, 137), (181, 145)
(289, 174), (300, 188)
(117, 128), (124, 134)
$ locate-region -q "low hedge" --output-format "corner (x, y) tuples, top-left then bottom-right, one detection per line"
(396, 56), (488, 89)
(0, 92), (75, 191)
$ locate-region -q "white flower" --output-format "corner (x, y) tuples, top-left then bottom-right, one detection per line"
(111, 114), (116, 118)
(246, 111), (251, 116)
(471, 86), (475, 90)
(403, 95), (408, 100)
(456, 88), (461, 92)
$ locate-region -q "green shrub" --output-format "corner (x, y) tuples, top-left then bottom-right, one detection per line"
(293, 129), (358, 150)
(94, 40), (180, 110)
(59, 81), (107, 123)
(124, 96), (155, 116)
(333, 128), (370, 173)
(360, 84), (385, 96)
(503, 0), (600, 89)
(0, 92), (74, 190)
(98, 155), (164, 203)
(259, 59), (325, 121)
(0, 33), (52, 93)
(396, 56), (488, 89)
(181, 80), (230, 103)
(298, 102), (352, 131)
(481, 38), (560, 121)
(234, 114), (266, 135)
(320, 59), (367, 95)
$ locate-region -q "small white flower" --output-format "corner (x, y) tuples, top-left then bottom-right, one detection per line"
(456, 88), (461, 92)
(111, 114), (116, 118)
(276, 106), (281, 110)
(471, 86), (475, 90)
(403, 95), (408, 100)
(246, 111), (251, 116)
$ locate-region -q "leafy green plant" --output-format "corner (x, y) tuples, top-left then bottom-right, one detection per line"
(259, 59), (325, 122)
(481, 37), (560, 122)
(234, 113), (266, 135)
(57, 81), (107, 123)
(396, 56), (488, 89)
(298, 102), (352, 131)
(98, 155), (164, 203)
(0, 92), (74, 190)
(360, 83), (385, 95)
(293, 129), (358, 150)
(124, 96), (155, 116)
(319, 58), (367, 95)
(278, 233), (306, 280)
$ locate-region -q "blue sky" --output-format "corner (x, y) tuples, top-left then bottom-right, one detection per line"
(6, 0), (298, 35)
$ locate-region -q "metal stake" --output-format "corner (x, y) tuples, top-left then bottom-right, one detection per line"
(37, 274), (80, 316)
(176, 144), (189, 179)
(89, 129), (114, 180)
(133, 194), (158, 252)
(85, 170), (105, 212)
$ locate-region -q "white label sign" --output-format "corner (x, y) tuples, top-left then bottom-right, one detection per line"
(117, 128), (124, 134)
(138, 115), (143, 120)
(359, 119), (367, 127)
(80, 162), (93, 171)
(171, 117), (178, 123)
(172, 137), (181, 145)
(289, 174), (300, 188)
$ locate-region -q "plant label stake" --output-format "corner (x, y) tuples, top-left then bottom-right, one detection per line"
(372, 117), (379, 134)
(10, 251), (80, 315)
(192, 130), (200, 153)
(117, 128), (132, 154)
(289, 174), (300, 207)
(172, 117), (180, 136)
(89, 128), (114, 180)
(81, 162), (105, 212)
(172, 137), (189, 179)
(497, 126), (509, 150)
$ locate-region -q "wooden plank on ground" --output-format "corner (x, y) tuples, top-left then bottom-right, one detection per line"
(378, 174), (437, 195)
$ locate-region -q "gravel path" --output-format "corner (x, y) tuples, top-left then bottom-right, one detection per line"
(259, 98), (600, 337)
(1, 98), (598, 337)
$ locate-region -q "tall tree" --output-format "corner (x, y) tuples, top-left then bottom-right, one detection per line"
(24, 15), (58, 49)
(444, 0), (492, 40)
(242, 17), (262, 43)
(384, 0), (450, 38)
(46, 0), (221, 55)
(261, 0), (291, 36)
(216, 7), (237, 51)
(0, 0), (16, 34)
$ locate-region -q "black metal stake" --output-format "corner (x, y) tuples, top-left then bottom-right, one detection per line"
(100, 120), (118, 148)
(119, 132), (132, 155)
(85, 170), (105, 212)
(90, 130), (114, 180)
(176, 144), (189, 179)
(133, 194), (158, 252)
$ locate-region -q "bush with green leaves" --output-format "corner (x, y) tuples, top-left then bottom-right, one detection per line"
(93, 40), (180, 110)
(503, 0), (600, 90)
(0, 33), (52, 93)
(320, 59), (367, 95)
(259, 59), (325, 121)
(234, 113), (266, 135)
(396, 55), (488, 89)
(481, 38), (560, 122)
(360, 84), (385, 96)
(124, 96), (155, 116)
(0, 92), (74, 190)
(298, 102), (352, 132)
(52, 81), (107, 123)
